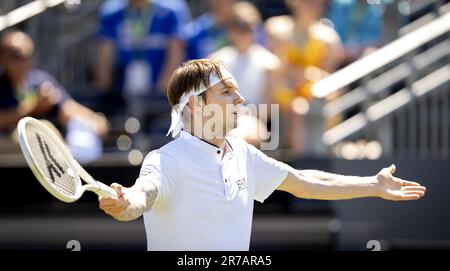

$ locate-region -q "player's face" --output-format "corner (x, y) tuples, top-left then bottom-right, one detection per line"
(204, 77), (245, 136)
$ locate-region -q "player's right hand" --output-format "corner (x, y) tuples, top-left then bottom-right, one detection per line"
(99, 183), (131, 218)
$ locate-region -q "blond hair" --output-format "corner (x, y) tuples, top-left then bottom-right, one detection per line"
(167, 59), (225, 106)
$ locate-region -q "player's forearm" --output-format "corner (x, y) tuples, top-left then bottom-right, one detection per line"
(288, 170), (379, 200)
(305, 176), (379, 200)
(299, 169), (369, 184)
(113, 182), (158, 221)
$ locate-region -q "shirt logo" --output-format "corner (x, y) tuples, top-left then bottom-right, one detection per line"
(235, 178), (247, 191)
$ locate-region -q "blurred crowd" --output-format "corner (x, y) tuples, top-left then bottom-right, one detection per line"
(0, 0), (386, 162)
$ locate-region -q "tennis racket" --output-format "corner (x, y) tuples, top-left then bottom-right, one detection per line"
(17, 117), (117, 203)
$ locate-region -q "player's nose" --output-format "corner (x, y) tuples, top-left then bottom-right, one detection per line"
(234, 90), (245, 105)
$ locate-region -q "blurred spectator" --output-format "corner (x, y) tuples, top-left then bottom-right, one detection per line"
(327, 0), (384, 66)
(100, 0), (191, 38)
(182, 0), (235, 60)
(209, 1), (279, 147)
(0, 31), (108, 162)
(265, 0), (344, 154)
(95, 0), (184, 115)
(210, 1), (279, 106)
(154, 0), (191, 34)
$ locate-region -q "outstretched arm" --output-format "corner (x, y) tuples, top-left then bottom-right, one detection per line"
(99, 179), (158, 221)
(277, 164), (426, 201)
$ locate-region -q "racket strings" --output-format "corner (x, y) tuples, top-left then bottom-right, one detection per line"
(26, 124), (79, 197)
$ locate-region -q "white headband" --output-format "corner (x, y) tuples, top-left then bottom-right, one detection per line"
(166, 65), (234, 138)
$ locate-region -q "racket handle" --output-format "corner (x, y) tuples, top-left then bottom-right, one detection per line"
(96, 181), (118, 198)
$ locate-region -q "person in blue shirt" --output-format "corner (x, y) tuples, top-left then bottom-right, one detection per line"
(100, 0), (191, 39)
(182, 0), (235, 60)
(0, 31), (108, 143)
(154, 0), (191, 37)
(327, 0), (384, 66)
(95, 0), (184, 115)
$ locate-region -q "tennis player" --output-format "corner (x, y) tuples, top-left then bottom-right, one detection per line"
(99, 59), (426, 251)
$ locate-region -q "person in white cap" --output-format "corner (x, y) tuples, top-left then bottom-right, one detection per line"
(99, 59), (426, 251)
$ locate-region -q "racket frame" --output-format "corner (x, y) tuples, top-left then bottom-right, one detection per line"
(17, 117), (116, 202)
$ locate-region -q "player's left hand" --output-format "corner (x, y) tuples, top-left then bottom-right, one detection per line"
(375, 164), (427, 201)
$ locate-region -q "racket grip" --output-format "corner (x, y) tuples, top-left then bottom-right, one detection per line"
(96, 181), (118, 198)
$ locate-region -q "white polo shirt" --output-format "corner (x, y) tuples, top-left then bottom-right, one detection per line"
(137, 131), (291, 251)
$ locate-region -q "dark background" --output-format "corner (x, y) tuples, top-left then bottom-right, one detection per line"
(0, 157), (445, 251)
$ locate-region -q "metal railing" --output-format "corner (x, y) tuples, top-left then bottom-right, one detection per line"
(0, 0), (101, 95)
(0, 0), (65, 31)
(312, 6), (450, 159)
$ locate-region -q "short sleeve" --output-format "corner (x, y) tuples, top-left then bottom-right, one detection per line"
(247, 144), (291, 203)
(136, 150), (178, 206)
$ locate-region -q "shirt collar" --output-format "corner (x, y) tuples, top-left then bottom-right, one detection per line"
(179, 130), (233, 160)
